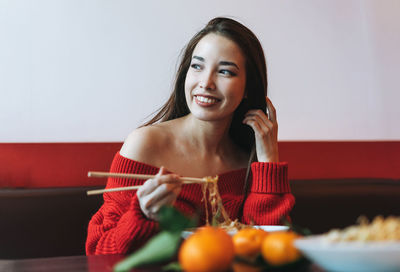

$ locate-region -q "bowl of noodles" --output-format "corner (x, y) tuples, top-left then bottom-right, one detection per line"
(294, 216), (400, 272)
(181, 225), (289, 239)
(182, 175), (288, 239)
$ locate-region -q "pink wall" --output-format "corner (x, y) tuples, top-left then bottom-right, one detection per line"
(1, 1), (399, 142)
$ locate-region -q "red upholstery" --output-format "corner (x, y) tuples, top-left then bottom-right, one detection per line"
(0, 142), (399, 188)
(279, 141), (400, 179)
(0, 143), (121, 188)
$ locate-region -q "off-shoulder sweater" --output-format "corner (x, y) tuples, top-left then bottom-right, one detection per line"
(86, 152), (295, 255)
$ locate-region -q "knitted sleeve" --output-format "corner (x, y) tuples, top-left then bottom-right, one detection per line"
(85, 153), (159, 255)
(241, 162), (295, 225)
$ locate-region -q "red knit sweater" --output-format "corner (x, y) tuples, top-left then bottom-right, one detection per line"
(86, 152), (295, 255)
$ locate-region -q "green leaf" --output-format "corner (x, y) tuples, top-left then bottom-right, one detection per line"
(162, 261), (182, 271)
(158, 206), (197, 232)
(280, 217), (312, 236)
(113, 231), (181, 272)
(113, 206), (197, 272)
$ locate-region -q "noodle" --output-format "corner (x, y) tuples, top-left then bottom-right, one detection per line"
(201, 176), (248, 231)
(323, 215), (400, 242)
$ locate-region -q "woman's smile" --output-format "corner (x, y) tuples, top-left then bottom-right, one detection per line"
(194, 95), (221, 107)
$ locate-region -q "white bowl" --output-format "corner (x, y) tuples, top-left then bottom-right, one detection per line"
(294, 235), (400, 272)
(181, 225), (289, 239)
(253, 225), (289, 232)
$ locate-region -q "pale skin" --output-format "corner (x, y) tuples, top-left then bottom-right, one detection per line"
(120, 33), (279, 220)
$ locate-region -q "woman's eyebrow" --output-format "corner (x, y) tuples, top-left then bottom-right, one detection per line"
(193, 55), (204, 62)
(192, 56), (239, 70)
(220, 61), (239, 70)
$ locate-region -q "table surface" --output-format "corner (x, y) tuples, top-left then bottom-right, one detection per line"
(0, 255), (127, 272)
(0, 254), (324, 272)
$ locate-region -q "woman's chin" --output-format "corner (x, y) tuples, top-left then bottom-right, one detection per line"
(188, 111), (232, 123)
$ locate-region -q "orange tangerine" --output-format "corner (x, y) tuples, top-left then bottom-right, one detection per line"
(178, 226), (234, 272)
(232, 228), (268, 259)
(261, 231), (302, 266)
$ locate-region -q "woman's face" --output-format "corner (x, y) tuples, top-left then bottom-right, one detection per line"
(184, 33), (246, 122)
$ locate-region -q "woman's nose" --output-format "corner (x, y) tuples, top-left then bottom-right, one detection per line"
(199, 72), (216, 90)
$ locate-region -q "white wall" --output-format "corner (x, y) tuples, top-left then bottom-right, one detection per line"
(1, 0), (399, 142)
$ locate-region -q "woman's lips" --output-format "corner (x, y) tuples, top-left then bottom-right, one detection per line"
(194, 95), (220, 107)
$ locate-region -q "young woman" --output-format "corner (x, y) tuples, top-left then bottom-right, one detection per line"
(86, 17), (294, 255)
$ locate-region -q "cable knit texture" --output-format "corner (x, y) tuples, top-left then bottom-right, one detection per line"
(86, 152), (295, 255)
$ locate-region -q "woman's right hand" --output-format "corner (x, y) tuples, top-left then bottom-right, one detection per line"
(136, 167), (182, 220)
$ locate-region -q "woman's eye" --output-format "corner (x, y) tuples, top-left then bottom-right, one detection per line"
(191, 63), (201, 70)
(219, 69), (236, 76)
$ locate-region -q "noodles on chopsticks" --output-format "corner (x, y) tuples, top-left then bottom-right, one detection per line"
(201, 176), (248, 231)
(88, 171), (249, 230)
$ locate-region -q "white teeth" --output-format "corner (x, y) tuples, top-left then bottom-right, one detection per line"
(196, 96), (218, 104)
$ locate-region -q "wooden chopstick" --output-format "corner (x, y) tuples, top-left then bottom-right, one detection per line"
(88, 171), (206, 183)
(87, 185), (142, 195)
(86, 171), (210, 196)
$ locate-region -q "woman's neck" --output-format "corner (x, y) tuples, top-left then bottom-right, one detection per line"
(179, 114), (233, 157)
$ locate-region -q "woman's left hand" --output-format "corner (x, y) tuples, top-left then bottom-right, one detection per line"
(242, 97), (279, 162)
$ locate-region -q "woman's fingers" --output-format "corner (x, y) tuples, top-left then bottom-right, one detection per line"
(140, 182), (181, 220)
(137, 167), (179, 197)
(244, 110), (274, 130)
(136, 167), (165, 197)
(143, 181), (181, 209)
(136, 166), (182, 220)
(148, 190), (180, 216)
(266, 96), (277, 122)
(242, 97), (279, 162)
(138, 172), (181, 203)
(243, 115), (268, 137)
(156, 166), (168, 176)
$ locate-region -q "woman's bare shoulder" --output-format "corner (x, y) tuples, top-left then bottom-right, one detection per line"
(120, 124), (171, 165)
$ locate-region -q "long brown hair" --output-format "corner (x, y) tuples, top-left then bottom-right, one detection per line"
(143, 17), (268, 155)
